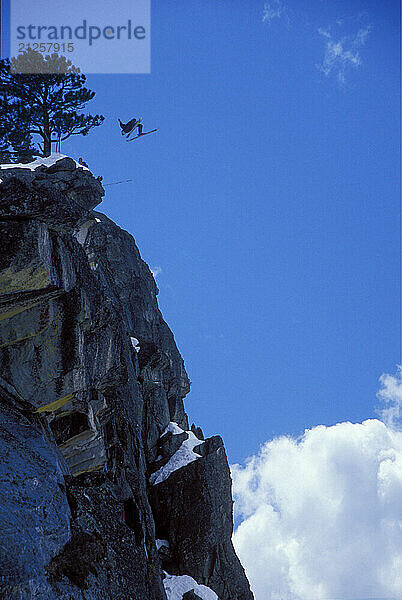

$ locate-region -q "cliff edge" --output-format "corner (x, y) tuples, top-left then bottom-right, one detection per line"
(0, 155), (253, 600)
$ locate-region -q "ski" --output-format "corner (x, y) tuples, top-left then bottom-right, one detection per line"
(127, 129), (158, 141)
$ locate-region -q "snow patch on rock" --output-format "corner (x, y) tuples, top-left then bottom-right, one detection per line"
(163, 422), (186, 437)
(130, 337), (140, 353)
(163, 573), (218, 600)
(150, 422), (204, 485)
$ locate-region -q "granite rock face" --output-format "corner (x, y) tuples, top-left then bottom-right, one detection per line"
(0, 156), (253, 600)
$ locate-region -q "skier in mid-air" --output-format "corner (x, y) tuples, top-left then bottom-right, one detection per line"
(118, 116), (158, 141)
(118, 117), (141, 136)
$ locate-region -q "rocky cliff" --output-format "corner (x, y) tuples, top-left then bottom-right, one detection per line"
(0, 155), (254, 600)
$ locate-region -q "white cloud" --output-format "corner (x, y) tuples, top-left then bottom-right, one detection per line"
(262, 1), (284, 24)
(377, 365), (402, 428)
(317, 24), (372, 83)
(151, 266), (162, 278)
(232, 369), (402, 600)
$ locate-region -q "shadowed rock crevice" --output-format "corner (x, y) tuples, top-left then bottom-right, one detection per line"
(50, 410), (90, 445)
(46, 529), (106, 589)
(123, 497), (144, 545)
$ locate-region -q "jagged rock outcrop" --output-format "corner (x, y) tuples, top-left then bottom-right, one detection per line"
(150, 434), (252, 600)
(0, 156), (253, 600)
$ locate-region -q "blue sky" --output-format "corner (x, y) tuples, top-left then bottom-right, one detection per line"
(59, 0), (400, 467)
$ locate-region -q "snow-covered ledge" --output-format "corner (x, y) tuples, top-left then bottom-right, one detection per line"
(150, 422), (204, 486)
(0, 153), (89, 172)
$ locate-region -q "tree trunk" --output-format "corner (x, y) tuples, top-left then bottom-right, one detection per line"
(42, 93), (51, 157)
(43, 136), (51, 157)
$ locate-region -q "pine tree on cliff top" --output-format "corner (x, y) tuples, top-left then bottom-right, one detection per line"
(0, 49), (104, 162)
